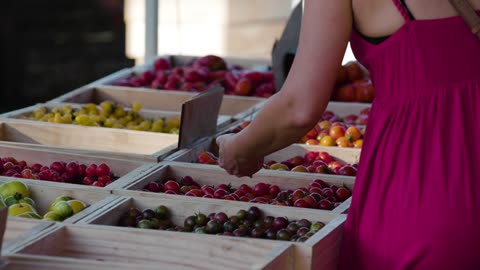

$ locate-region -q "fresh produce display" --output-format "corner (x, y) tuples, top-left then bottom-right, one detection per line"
(118, 205), (325, 242)
(299, 122), (365, 148)
(229, 109), (368, 148)
(141, 175), (351, 210)
(20, 102), (181, 134)
(332, 61), (374, 103)
(1, 181), (87, 221)
(112, 55), (276, 98)
(197, 151), (358, 176)
(0, 156), (118, 187)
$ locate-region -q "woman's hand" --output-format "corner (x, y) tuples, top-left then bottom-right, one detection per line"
(216, 134), (264, 177)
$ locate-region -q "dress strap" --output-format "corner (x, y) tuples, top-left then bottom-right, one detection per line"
(393, 0), (415, 21)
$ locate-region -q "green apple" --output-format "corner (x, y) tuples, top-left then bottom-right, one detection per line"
(50, 201), (73, 218)
(67, 200), (86, 214)
(42, 211), (64, 222)
(0, 181), (30, 198)
(48, 195), (74, 211)
(4, 193), (36, 208)
(17, 212), (41, 219)
(8, 203), (37, 216)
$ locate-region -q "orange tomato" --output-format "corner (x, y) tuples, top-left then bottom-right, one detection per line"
(345, 126), (362, 142)
(353, 139), (363, 148)
(329, 126), (346, 140)
(320, 136), (336, 146)
(305, 139), (319, 145)
(318, 120), (331, 131)
(336, 137), (353, 147)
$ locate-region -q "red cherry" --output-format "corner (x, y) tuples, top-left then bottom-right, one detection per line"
(96, 163), (111, 177)
(269, 185), (280, 197)
(83, 176), (94, 185)
(189, 189), (205, 197)
(252, 183), (269, 197)
(92, 181), (105, 187)
(98, 175), (111, 184)
(201, 185), (215, 196)
(85, 164), (97, 177)
(17, 160), (27, 168)
(309, 187), (323, 194)
(146, 182), (163, 192)
(335, 187), (352, 201)
(313, 179), (329, 188)
(65, 162), (79, 177)
(317, 199), (334, 210)
(294, 199), (311, 208)
(322, 188), (335, 198)
(78, 164), (87, 177)
(164, 190), (177, 195)
(233, 190), (245, 197)
(214, 189), (228, 199)
(223, 195), (236, 201)
(164, 180), (180, 192)
(50, 161), (65, 174)
(217, 184), (230, 191)
(31, 163), (42, 172)
(238, 184), (252, 194)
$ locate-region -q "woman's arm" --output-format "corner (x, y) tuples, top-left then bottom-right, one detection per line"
(217, 0), (353, 176)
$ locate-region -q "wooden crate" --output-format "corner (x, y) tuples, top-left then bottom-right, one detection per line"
(76, 196), (346, 270)
(49, 85), (266, 120)
(0, 102), (230, 141)
(6, 222), (294, 270)
(3, 218), (53, 251)
(0, 178), (117, 224)
(0, 144), (153, 190)
(0, 119), (179, 162)
(114, 161), (353, 214)
(168, 137), (361, 165)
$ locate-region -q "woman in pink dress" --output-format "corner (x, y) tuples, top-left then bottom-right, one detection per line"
(217, 0), (480, 268)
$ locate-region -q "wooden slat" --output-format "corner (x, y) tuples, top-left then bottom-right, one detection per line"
(0, 119), (178, 162)
(3, 218), (54, 252)
(1, 254), (159, 270)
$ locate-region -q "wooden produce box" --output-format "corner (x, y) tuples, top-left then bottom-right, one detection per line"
(77, 196), (346, 270)
(49, 85), (266, 121)
(167, 137), (361, 166)
(0, 178), (117, 224)
(91, 55), (273, 100)
(0, 144), (153, 190)
(0, 119), (178, 163)
(114, 161), (353, 214)
(5, 223), (294, 270)
(3, 218), (53, 252)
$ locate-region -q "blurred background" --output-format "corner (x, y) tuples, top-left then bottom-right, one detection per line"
(0, 0), (354, 113)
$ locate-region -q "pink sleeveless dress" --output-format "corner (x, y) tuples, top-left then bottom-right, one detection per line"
(339, 1), (480, 269)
